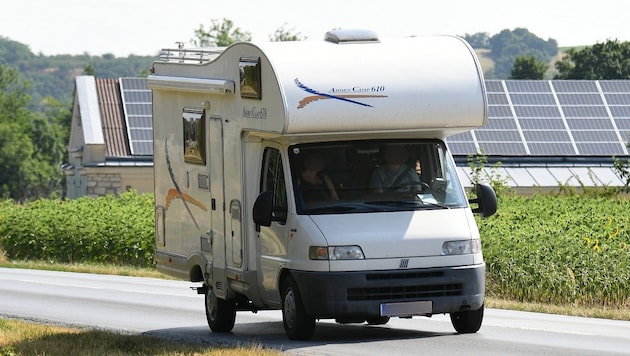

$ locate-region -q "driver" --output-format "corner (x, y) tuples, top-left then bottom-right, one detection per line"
(370, 145), (421, 193)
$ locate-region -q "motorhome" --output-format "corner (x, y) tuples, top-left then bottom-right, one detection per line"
(148, 29), (497, 340)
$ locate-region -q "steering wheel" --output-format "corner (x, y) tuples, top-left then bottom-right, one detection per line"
(389, 181), (431, 194)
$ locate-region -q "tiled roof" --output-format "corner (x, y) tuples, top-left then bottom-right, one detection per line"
(94, 78), (131, 158)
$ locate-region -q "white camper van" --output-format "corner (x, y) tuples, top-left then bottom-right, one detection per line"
(148, 30), (497, 340)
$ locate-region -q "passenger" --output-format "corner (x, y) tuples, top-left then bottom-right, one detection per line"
(298, 154), (339, 202)
(370, 145), (421, 193)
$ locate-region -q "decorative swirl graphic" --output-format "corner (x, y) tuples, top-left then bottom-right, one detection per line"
(294, 78), (375, 108)
(165, 138), (205, 229)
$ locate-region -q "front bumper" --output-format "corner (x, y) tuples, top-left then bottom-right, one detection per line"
(291, 263), (485, 319)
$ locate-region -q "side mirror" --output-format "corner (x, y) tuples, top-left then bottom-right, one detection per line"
(469, 184), (497, 218)
(253, 191), (273, 227)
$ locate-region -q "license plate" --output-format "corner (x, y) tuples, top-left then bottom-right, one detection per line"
(380, 300), (433, 317)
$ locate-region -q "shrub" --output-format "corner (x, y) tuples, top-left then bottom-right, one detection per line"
(0, 191), (155, 267)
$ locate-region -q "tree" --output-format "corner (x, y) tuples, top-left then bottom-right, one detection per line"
(0, 65), (67, 201)
(554, 39), (630, 79)
(462, 32), (490, 49)
(0, 36), (34, 65)
(192, 18), (252, 47)
(270, 23), (306, 42)
(510, 55), (548, 79)
(488, 28), (558, 78)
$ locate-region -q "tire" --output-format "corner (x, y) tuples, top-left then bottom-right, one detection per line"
(450, 304), (484, 334)
(281, 275), (316, 340)
(204, 284), (236, 332)
(366, 316), (390, 325)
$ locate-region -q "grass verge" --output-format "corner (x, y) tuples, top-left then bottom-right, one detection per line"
(0, 318), (280, 356)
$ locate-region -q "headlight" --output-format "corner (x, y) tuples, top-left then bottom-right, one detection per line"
(442, 239), (481, 255)
(309, 245), (365, 260)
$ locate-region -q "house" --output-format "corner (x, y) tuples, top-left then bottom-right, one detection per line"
(64, 76), (153, 198)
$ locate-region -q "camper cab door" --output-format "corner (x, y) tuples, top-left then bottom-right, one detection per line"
(257, 144), (290, 304)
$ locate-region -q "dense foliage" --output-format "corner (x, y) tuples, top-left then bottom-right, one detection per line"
(554, 39), (630, 79)
(1, 190), (629, 308)
(510, 55), (548, 79)
(0, 191), (154, 267)
(0, 65), (68, 201)
(479, 194), (630, 307)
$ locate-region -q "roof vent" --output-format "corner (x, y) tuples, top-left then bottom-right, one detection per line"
(324, 29), (380, 44)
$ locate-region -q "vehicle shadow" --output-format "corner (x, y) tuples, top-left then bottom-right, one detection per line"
(144, 319), (456, 353)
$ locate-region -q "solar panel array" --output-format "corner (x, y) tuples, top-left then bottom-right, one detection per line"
(119, 78), (630, 159)
(120, 78), (153, 155)
(447, 80), (630, 157)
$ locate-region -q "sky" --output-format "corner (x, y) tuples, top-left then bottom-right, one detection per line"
(2, 0), (630, 57)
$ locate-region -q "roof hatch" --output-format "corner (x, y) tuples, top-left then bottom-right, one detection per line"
(324, 29), (380, 44)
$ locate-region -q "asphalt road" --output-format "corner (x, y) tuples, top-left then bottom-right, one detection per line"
(1, 267), (629, 355)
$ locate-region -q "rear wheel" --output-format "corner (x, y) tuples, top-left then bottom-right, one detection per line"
(281, 275), (316, 340)
(450, 304), (484, 334)
(205, 284), (236, 332)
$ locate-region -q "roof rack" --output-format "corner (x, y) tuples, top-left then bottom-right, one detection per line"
(156, 47), (225, 64)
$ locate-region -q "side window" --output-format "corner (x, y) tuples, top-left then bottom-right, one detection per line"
(261, 147), (288, 224)
(182, 108), (206, 165)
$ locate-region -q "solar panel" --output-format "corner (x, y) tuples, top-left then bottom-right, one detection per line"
(605, 93), (630, 105)
(552, 81), (598, 93)
(557, 93), (603, 105)
(120, 78), (153, 155)
(610, 106), (630, 117)
(510, 93), (556, 105)
(446, 132), (474, 142)
(563, 106), (609, 118)
(600, 80), (630, 92)
(488, 105), (513, 117)
(446, 142), (477, 155)
(477, 142), (527, 155)
(572, 131), (619, 142)
(476, 130), (521, 141)
(527, 142), (576, 155)
(487, 93), (509, 105)
(577, 143), (625, 155)
(483, 118), (518, 130)
(514, 106), (561, 118)
(485, 81), (505, 93)
(518, 118), (565, 130)
(505, 80), (551, 92)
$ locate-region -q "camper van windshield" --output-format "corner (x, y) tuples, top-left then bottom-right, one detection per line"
(289, 140), (468, 215)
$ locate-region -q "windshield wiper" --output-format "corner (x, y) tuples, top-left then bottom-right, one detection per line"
(302, 203), (382, 214)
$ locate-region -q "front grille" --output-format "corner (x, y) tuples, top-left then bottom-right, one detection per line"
(347, 270), (463, 301)
(347, 283), (464, 301)
(365, 270), (444, 280)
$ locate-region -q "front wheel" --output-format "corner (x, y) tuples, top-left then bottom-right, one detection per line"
(450, 304), (484, 334)
(205, 284), (236, 332)
(282, 275), (316, 340)
(366, 316), (390, 325)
